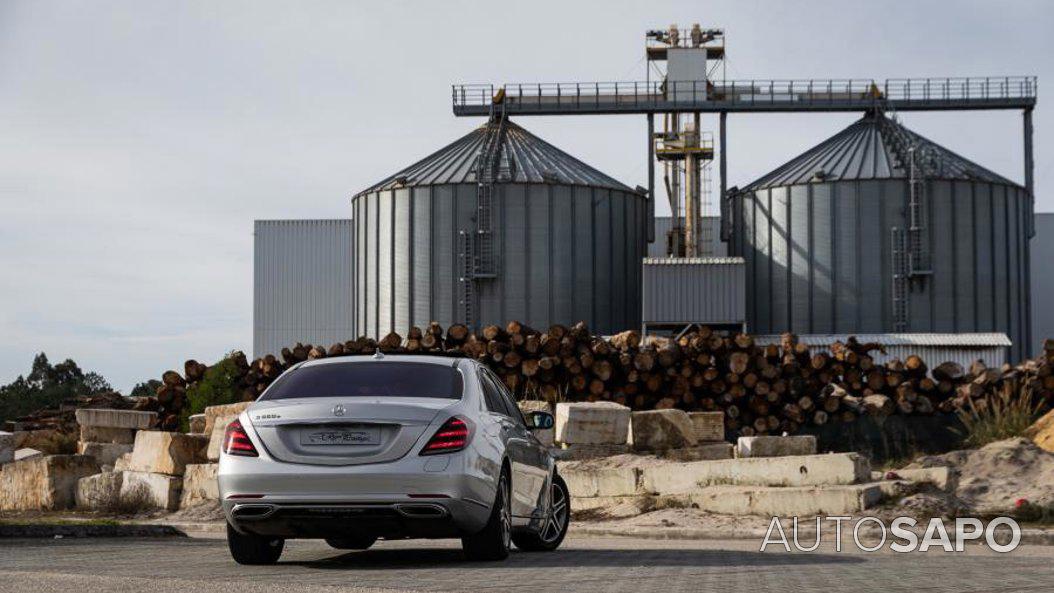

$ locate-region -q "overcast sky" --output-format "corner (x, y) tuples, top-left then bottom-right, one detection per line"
(1, 0), (1050, 391)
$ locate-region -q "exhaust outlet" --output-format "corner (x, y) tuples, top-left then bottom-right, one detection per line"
(394, 503), (448, 518)
(231, 504), (276, 520)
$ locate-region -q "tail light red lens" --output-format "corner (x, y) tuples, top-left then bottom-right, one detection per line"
(223, 419), (259, 457)
(420, 417), (471, 455)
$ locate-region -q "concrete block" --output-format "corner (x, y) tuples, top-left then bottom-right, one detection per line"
(75, 471), (123, 510)
(630, 409), (698, 451)
(688, 412), (725, 443)
(736, 435), (817, 458)
(517, 400), (554, 446)
(120, 471), (183, 511)
(114, 453), (133, 472)
(75, 409), (156, 430)
(188, 414), (207, 435)
(15, 448), (42, 461)
(126, 431), (208, 476)
(562, 467), (639, 498)
(0, 431), (13, 464)
(0, 454), (100, 511)
(179, 463), (219, 509)
(553, 443), (630, 461)
(203, 402), (252, 436)
(641, 453), (871, 494)
(79, 425), (136, 444)
(663, 442), (734, 462)
(555, 402), (630, 445)
(77, 442), (134, 467)
(690, 484), (883, 516)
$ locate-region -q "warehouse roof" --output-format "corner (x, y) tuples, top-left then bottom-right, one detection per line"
(740, 111), (1020, 191)
(355, 119), (638, 197)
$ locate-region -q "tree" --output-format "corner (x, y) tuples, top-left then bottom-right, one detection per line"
(0, 353), (113, 424)
(130, 379), (163, 399)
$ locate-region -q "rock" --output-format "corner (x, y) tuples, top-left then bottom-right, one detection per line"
(13, 429), (60, 451)
(736, 435), (817, 458)
(562, 467), (639, 498)
(125, 431), (208, 476)
(554, 443), (630, 460)
(1026, 408), (1054, 453)
(204, 402), (253, 461)
(75, 472), (123, 510)
(120, 471), (182, 511)
(75, 409), (156, 430)
(518, 400), (554, 446)
(77, 442), (134, 467)
(114, 453), (132, 472)
(641, 452), (871, 494)
(188, 414), (207, 435)
(0, 455), (100, 511)
(179, 463), (219, 508)
(555, 402), (631, 445)
(203, 402), (253, 436)
(890, 466), (957, 492)
(687, 411), (725, 443)
(0, 431), (13, 464)
(629, 409), (698, 451)
(79, 425), (136, 444)
(662, 442), (735, 461)
(15, 448), (42, 461)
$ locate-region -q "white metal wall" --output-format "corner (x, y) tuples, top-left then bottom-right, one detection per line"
(754, 333), (1010, 370)
(253, 219), (354, 358)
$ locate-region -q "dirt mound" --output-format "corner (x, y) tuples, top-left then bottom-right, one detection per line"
(906, 437), (1054, 514)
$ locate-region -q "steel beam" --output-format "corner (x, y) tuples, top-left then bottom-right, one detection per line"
(647, 113), (655, 243)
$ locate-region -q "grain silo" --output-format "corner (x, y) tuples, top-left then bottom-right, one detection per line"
(729, 110), (1033, 361)
(352, 119), (648, 338)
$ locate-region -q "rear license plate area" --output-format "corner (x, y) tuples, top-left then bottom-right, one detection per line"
(300, 426), (380, 446)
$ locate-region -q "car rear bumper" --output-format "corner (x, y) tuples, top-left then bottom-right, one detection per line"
(218, 448), (496, 539)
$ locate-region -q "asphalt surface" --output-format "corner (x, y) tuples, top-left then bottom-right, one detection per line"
(2, 535), (1054, 593)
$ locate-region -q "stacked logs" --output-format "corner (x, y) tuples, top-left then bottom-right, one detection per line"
(144, 323), (1054, 437)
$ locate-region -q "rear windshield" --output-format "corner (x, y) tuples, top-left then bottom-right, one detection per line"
(260, 362), (463, 400)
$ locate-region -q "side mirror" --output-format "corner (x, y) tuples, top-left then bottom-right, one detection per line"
(526, 411), (554, 430)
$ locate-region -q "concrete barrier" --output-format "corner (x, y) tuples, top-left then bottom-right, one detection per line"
(629, 410), (697, 451)
(121, 470), (183, 511)
(562, 467), (639, 498)
(641, 453), (870, 494)
(555, 402), (630, 445)
(736, 435), (817, 458)
(75, 409), (156, 430)
(690, 483), (883, 516)
(125, 431), (208, 476)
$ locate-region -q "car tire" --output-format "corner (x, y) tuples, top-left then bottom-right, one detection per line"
(325, 535), (378, 550)
(513, 473), (570, 552)
(461, 469), (512, 561)
(227, 523), (284, 565)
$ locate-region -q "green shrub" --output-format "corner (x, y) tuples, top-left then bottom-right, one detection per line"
(956, 382), (1044, 448)
(182, 355), (243, 430)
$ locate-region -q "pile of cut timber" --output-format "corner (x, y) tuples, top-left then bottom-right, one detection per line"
(142, 323), (1054, 438)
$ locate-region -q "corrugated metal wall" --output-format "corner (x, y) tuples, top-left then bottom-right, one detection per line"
(253, 219), (355, 358)
(735, 180), (1032, 362)
(641, 257), (745, 327)
(1031, 213), (1054, 354)
(353, 183), (647, 338)
(754, 334), (1010, 369)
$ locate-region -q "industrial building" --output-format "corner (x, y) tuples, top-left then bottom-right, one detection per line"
(251, 24), (1040, 367)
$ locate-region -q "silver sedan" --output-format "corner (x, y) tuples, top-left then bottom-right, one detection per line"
(218, 353), (569, 564)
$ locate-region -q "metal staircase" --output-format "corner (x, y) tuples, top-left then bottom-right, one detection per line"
(458, 94), (509, 330)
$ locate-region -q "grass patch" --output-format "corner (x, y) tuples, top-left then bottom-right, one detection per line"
(956, 382), (1044, 448)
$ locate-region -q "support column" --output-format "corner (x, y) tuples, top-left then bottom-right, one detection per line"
(647, 113), (655, 243)
(1025, 107), (1035, 237)
(719, 111), (729, 241)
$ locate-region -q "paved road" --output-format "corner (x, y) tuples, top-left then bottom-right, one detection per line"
(2, 535), (1053, 593)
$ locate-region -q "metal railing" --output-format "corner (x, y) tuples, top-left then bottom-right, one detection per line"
(452, 76), (1036, 112)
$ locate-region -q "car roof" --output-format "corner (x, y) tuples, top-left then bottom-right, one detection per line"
(295, 354), (464, 370)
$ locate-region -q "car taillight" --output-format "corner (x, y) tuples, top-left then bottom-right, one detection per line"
(420, 417), (471, 455)
(223, 419), (259, 457)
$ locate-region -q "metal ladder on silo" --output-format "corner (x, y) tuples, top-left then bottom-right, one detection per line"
(882, 112), (933, 278)
(891, 227), (909, 332)
(458, 230), (476, 330)
(473, 97), (508, 279)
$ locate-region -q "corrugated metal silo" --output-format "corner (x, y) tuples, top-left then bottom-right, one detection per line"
(352, 119), (648, 337)
(730, 111), (1033, 361)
